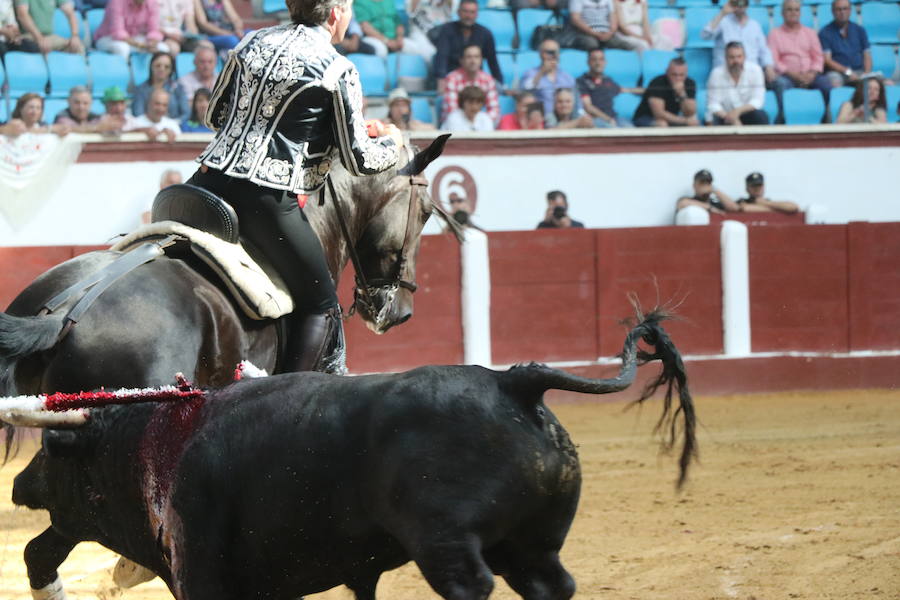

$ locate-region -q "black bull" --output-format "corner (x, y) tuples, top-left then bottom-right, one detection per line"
(10, 313), (696, 600)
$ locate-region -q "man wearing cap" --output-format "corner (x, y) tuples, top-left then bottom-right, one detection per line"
(738, 172), (799, 213)
(442, 44), (500, 124)
(95, 86), (139, 136)
(676, 169), (740, 214)
(383, 88), (434, 131)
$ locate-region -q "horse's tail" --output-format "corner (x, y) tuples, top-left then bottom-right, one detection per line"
(500, 309), (697, 488)
(0, 312), (65, 462)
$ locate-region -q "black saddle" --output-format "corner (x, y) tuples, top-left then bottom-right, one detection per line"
(151, 184), (240, 244)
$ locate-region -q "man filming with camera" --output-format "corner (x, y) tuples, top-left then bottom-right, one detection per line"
(536, 190), (585, 229)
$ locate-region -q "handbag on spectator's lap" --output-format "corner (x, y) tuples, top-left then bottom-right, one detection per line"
(530, 24), (578, 50)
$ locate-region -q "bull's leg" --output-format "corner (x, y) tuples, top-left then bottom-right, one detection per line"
(488, 547), (575, 600)
(24, 527), (77, 600)
(407, 536), (494, 600)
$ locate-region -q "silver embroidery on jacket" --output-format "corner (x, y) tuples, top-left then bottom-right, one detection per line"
(197, 24), (398, 193)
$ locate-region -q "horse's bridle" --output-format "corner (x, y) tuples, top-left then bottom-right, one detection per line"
(325, 154), (428, 319)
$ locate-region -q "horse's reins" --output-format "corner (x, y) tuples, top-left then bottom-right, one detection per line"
(325, 149), (427, 318)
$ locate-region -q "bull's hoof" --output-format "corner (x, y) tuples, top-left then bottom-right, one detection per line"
(31, 576), (67, 600)
(112, 557), (156, 588)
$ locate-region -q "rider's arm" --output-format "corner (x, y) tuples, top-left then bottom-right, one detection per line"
(329, 64), (400, 177)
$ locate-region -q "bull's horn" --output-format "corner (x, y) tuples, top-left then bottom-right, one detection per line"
(0, 409), (88, 428)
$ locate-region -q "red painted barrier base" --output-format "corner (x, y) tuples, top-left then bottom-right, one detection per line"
(541, 354), (900, 402)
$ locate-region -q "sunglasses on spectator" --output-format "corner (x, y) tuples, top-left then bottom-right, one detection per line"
(541, 49), (559, 56)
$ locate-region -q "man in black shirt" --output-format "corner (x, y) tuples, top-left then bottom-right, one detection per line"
(433, 0), (503, 91)
(675, 169), (740, 215)
(537, 190), (585, 229)
(633, 57), (700, 127)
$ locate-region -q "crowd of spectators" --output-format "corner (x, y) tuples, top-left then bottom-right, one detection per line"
(340, 0), (896, 131)
(1, 0), (896, 139)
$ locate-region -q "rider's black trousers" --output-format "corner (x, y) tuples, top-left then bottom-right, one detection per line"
(187, 167), (337, 315)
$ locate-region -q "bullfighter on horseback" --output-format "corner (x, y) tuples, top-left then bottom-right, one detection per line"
(187, 0), (405, 374)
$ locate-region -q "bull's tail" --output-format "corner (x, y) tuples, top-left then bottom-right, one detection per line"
(501, 309), (697, 488)
(0, 312), (64, 463)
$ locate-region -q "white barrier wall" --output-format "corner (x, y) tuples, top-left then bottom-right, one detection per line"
(2, 137), (899, 245)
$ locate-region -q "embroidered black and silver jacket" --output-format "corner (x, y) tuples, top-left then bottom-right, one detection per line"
(198, 24), (399, 193)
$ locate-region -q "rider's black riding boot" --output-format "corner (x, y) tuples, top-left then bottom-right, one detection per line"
(284, 307), (346, 374)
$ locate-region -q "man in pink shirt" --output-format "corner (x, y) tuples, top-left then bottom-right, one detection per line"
(442, 44), (500, 125)
(93, 0), (168, 59)
(768, 0), (830, 120)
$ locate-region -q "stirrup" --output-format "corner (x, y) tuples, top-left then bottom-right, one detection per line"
(320, 307), (347, 375)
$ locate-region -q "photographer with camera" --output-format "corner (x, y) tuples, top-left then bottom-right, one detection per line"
(536, 190), (585, 229)
(445, 192), (485, 232)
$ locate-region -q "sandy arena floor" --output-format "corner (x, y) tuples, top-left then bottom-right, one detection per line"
(0, 388), (897, 600)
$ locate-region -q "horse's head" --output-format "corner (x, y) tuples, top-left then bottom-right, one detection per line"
(353, 134), (462, 334)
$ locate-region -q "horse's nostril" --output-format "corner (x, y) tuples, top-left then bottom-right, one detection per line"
(397, 313), (411, 325)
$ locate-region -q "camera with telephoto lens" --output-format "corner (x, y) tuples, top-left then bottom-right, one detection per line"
(453, 210), (470, 225)
(552, 205), (567, 219)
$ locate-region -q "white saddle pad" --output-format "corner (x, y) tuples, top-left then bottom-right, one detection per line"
(111, 221), (294, 320)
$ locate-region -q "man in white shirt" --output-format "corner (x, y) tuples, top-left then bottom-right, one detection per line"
(132, 88), (181, 142)
(706, 41), (768, 125)
(177, 42), (218, 104)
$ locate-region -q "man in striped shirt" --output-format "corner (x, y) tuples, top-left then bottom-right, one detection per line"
(442, 44), (500, 124)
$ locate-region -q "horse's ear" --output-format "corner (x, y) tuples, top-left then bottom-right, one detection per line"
(398, 134), (451, 176)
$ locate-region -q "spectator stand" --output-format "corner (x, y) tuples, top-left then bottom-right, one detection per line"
(603, 49), (641, 88)
(47, 53), (89, 99)
(828, 85), (854, 122)
(476, 9), (516, 53)
(642, 49), (678, 82)
(763, 89), (779, 123)
(87, 51), (130, 98)
(681, 46), (712, 90)
(4, 52), (49, 98)
(348, 53), (389, 97)
(44, 98), (69, 122)
(782, 88), (826, 125)
(52, 7), (88, 46)
(871, 46), (899, 81)
(613, 92), (641, 122)
(859, 2), (900, 45)
(515, 8), (556, 52)
(683, 7), (718, 49)
(887, 85), (900, 123)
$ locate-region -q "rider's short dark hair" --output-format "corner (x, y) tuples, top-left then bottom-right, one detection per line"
(287, 0), (348, 25)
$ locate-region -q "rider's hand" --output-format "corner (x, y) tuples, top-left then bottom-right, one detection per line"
(382, 123), (405, 149)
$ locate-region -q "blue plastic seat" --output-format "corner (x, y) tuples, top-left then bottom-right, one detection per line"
(47, 52), (89, 98)
(477, 10), (515, 52)
(347, 53), (388, 95)
(393, 52), (429, 90)
(559, 49), (588, 79)
(783, 88), (825, 124)
(860, 3), (900, 44)
(44, 98), (69, 122)
(262, 0), (285, 13)
(603, 49), (641, 88)
(88, 51), (130, 97)
(693, 88), (706, 122)
(176, 52), (194, 78)
(91, 98), (105, 114)
(498, 93), (516, 115)
(885, 85), (900, 123)
(763, 89), (779, 122)
(828, 85), (854, 122)
(410, 96), (435, 123)
(747, 6), (771, 35)
(683, 6), (719, 47)
(85, 8), (105, 41)
(516, 50), (541, 73)
(682, 46), (712, 87)
(4, 52), (49, 97)
(516, 8), (555, 51)
(642, 49), (678, 82)
(52, 8), (81, 39)
(130, 52), (152, 86)
(771, 4), (815, 30)
(613, 92), (641, 120)
(497, 52), (517, 88)
(870, 46), (897, 80)
(677, 0), (715, 6)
